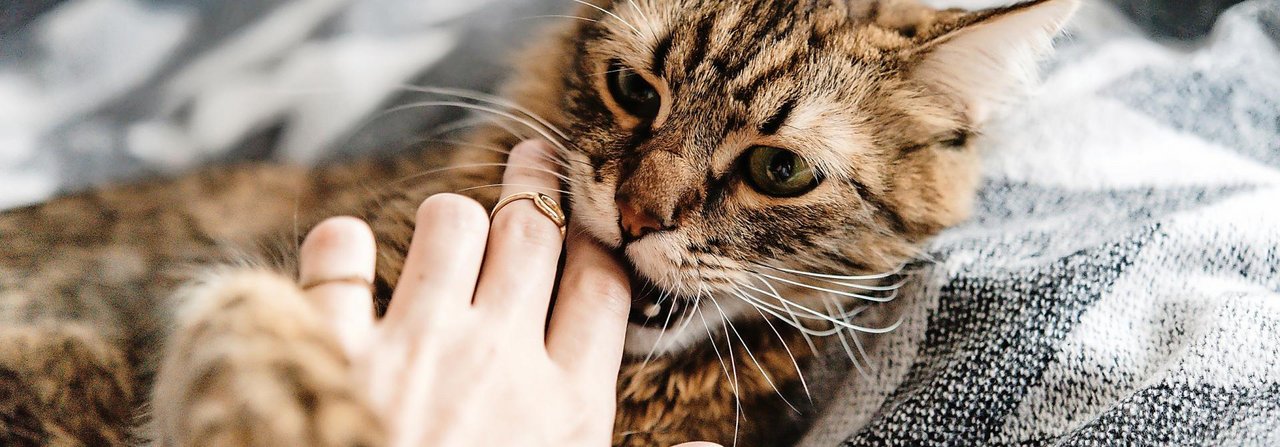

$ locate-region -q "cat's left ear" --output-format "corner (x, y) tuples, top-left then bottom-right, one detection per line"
(907, 0), (1079, 124)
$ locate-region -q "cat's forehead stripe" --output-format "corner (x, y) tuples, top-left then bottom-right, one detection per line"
(651, 33), (674, 76)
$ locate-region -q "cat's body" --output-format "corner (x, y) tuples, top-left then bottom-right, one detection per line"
(0, 0), (1076, 445)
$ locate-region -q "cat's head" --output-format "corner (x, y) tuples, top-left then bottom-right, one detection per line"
(500, 0), (1077, 354)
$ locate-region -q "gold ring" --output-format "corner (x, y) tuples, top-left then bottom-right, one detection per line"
(300, 276), (374, 292)
(490, 192), (567, 238)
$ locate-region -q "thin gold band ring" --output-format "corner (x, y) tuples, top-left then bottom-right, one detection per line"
(300, 275), (374, 292)
(490, 192), (567, 238)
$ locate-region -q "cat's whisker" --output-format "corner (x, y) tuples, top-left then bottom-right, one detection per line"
(390, 163), (574, 189)
(733, 284), (813, 403)
(625, 0), (658, 40)
(755, 277), (822, 358)
(381, 100), (576, 167)
(455, 183), (576, 197)
(730, 286), (846, 337)
(752, 262), (906, 281)
(835, 298), (878, 377)
(748, 266), (907, 293)
(823, 297), (870, 378)
(568, 0), (644, 37)
(639, 290), (677, 370)
(421, 115), (491, 139)
(695, 295), (738, 406)
(708, 295), (802, 415)
(737, 279), (871, 323)
(752, 272), (898, 303)
(411, 137), (516, 157)
(704, 294), (743, 447)
(395, 86), (572, 143)
(590, 66), (635, 77)
(514, 14), (602, 25)
(434, 137), (574, 174)
(737, 277), (900, 336)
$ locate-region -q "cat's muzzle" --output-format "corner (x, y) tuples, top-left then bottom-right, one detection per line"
(625, 270), (690, 328)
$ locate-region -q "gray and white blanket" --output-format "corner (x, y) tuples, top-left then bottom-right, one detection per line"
(2, 0), (1278, 445)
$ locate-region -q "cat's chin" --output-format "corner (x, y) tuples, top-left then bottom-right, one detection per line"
(622, 270), (702, 356)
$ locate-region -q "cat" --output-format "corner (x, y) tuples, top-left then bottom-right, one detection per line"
(0, 0), (1077, 445)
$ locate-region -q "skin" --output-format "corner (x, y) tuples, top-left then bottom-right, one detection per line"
(297, 140), (721, 446)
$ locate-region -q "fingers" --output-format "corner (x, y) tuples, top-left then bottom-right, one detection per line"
(384, 194), (491, 325)
(672, 443), (724, 447)
(299, 217), (377, 355)
(472, 140), (565, 328)
(545, 227), (631, 382)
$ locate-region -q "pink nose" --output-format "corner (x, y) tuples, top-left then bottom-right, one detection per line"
(616, 196), (664, 239)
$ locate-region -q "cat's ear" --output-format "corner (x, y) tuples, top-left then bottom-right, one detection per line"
(907, 0), (1079, 124)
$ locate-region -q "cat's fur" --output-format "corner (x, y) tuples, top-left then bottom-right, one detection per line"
(0, 0), (1076, 446)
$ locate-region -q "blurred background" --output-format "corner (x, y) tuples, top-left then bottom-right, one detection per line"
(0, 0), (1257, 209)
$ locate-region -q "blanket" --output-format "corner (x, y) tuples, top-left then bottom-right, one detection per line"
(2, 0), (1278, 445)
(802, 1), (1280, 444)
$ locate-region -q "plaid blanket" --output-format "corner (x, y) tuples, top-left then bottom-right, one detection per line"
(2, 0), (1277, 445)
(802, 0), (1280, 444)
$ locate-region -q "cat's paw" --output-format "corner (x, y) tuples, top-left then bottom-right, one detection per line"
(151, 270), (384, 447)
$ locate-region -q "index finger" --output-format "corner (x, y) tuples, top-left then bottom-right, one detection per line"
(545, 226), (632, 381)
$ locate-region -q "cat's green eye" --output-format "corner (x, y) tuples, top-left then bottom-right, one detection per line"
(605, 61), (661, 120)
(742, 146), (822, 197)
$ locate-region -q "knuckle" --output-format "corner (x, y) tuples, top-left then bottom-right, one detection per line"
(563, 271), (631, 317)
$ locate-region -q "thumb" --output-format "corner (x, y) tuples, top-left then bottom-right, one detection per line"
(673, 443), (724, 447)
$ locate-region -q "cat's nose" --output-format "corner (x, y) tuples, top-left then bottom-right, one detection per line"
(616, 195), (669, 240)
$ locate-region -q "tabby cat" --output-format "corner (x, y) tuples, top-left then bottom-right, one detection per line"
(0, 0), (1076, 445)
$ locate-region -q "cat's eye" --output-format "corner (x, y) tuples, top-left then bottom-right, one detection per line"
(605, 60), (661, 120)
(742, 146), (822, 197)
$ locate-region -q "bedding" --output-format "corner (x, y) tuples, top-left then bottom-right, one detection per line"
(2, 0), (1277, 444)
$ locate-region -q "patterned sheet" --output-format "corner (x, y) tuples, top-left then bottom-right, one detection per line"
(803, 1), (1280, 444)
(2, 0), (1277, 445)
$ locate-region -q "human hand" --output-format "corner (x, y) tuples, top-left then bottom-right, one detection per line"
(296, 140), (631, 446)
(297, 140), (722, 447)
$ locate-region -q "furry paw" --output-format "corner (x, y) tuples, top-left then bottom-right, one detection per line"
(151, 270), (384, 447)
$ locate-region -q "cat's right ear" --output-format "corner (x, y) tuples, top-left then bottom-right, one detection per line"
(906, 0), (1079, 125)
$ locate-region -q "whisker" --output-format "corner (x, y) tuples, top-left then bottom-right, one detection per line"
(738, 278), (870, 322)
(735, 278), (894, 335)
(755, 278), (822, 358)
(381, 100), (574, 165)
(753, 272), (898, 303)
(639, 290), (677, 370)
(514, 14), (602, 24)
(754, 262), (905, 281)
(396, 86), (572, 142)
(824, 297), (870, 379)
(709, 295), (801, 414)
(455, 183), (576, 197)
(736, 285), (813, 403)
(730, 286), (845, 337)
(833, 297), (878, 376)
(390, 162), (572, 187)
(625, 0), (657, 39)
(590, 66), (636, 77)
(696, 300), (741, 447)
(569, 0), (644, 36)
(411, 133), (589, 171)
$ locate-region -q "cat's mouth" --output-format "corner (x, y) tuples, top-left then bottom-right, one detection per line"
(625, 268), (693, 328)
